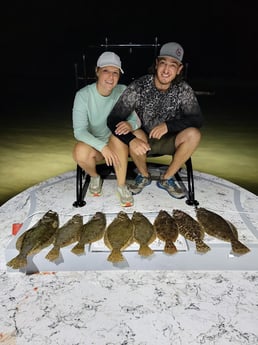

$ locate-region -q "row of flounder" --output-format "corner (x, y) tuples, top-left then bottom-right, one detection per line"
(6, 207), (250, 268)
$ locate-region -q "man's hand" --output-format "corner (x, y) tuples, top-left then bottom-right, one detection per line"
(101, 146), (120, 167)
(149, 123), (168, 139)
(115, 121), (132, 135)
(129, 137), (151, 156)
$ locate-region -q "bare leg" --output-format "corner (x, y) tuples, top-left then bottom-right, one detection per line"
(108, 135), (129, 187)
(129, 129), (150, 177)
(108, 135), (134, 206)
(72, 141), (103, 177)
(163, 127), (201, 179)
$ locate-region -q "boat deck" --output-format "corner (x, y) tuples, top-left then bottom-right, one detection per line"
(1, 169), (258, 344)
(3, 168), (258, 273)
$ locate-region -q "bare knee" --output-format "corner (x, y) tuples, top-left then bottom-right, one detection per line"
(109, 134), (127, 148)
(189, 127), (201, 144)
(176, 127), (201, 147)
(73, 142), (93, 162)
(133, 129), (148, 142)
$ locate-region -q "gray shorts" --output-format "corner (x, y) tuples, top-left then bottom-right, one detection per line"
(147, 133), (176, 156)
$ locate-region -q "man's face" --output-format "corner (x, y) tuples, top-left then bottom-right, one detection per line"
(155, 57), (183, 86)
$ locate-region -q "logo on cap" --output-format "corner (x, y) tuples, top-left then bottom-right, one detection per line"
(176, 48), (183, 58)
(158, 42), (184, 62)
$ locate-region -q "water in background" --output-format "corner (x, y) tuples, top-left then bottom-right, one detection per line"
(1, 77), (257, 206)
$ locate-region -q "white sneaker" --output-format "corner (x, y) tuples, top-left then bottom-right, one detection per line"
(117, 185), (134, 207)
(89, 175), (102, 196)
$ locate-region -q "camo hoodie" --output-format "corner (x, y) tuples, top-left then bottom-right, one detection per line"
(107, 74), (203, 145)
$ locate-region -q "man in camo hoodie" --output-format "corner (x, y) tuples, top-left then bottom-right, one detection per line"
(107, 42), (203, 199)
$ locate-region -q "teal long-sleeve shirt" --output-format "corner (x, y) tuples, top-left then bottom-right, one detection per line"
(72, 83), (140, 152)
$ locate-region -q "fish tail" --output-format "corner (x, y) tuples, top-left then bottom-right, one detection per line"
(71, 243), (85, 255)
(45, 246), (60, 262)
(231, 239), (250, 255)
(6, 254), (27, 269)
(164, 240), (177, 255)
(107, 249), (125, 262)
(138, 244), (154, 257)
(195, 240), (211, 253)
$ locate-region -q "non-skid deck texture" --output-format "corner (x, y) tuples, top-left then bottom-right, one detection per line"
(3, 169), (258, 273)
(1, 170), (258, 345)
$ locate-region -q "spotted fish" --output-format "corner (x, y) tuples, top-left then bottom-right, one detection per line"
(132, 211), (156, 256)
(45, 214), (83, 261)
(173, 209), (210, 253)
(71, 212), (106, 255)
(104, 211), (134, 262)
(153, 210), (178, 254)
(7, 210), (59, 269)
(196, 207), (250, 255)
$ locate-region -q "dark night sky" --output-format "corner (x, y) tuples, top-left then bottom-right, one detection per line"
(3, 0), (258, 97)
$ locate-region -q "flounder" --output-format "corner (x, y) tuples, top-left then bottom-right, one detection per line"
(71, 212), (106, 255)
(173, 209), (210, 253)
(131, 211), (156, 256)
(7, 210), (59, 269)
(45, 214), (83, 261)
(196, 207), (250, 255)
(153, 210), (178, 254)
(104, 211), (134, 262)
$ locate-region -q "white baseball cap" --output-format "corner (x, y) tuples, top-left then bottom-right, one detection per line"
(97, 52), (124, 74)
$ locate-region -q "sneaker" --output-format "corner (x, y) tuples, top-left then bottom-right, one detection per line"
(128, 173), (151, 195)
(117, 185), (134, 207)
(89, 175), (102, 196)
(157, 175), (185, 199)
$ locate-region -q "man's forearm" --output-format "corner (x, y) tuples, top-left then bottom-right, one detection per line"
(113, 131), (136, 146)
(107, 112), (136, 145)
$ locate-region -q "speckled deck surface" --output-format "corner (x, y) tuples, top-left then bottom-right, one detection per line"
(1, 169), (258, 345)
(3, 169), (258, 273)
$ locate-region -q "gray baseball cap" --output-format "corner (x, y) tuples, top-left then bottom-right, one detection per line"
(158, 42), (184, 63)
(97, 52), (124, 73)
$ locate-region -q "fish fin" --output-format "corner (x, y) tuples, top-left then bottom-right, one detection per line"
(71, 243), (85, 255)
(6, 254), (27, 269)
(231, 239), (250, 255)
(138, 244), (154, 257)
(16, 232), (27, 250)
(226, 221), (239, 239)
(45, 246), (60, 262)
(164, 240), (177, 254)
(195, 240), (211, 253)
(107, 249), (125, 262)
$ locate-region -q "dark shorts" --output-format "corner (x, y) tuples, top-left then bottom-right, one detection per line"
(147, 133), (176, 156)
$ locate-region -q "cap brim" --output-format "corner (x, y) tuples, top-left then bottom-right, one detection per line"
(158, 55), (182, 63)
(98, 64), (124, 74)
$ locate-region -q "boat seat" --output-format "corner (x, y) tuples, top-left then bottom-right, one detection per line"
(72, 156), (198, 207)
